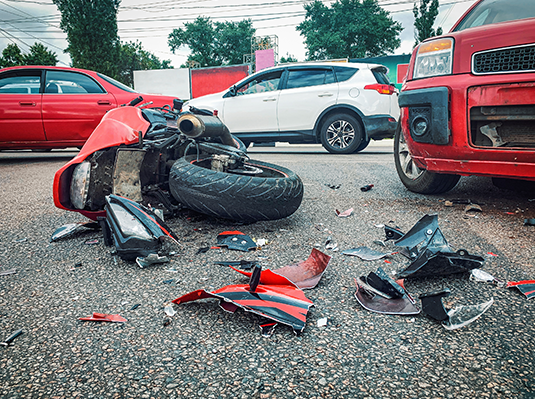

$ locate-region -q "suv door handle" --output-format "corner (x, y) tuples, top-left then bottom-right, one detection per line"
(19, 101), (36, 106)
(98, 100), (111, 105)
(318, 93), (333, 97)
(263, 98), (277, 102)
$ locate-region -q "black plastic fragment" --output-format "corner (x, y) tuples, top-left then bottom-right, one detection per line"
(249, 265), (262, 292)
(419, 289), (451, 321)
(215, 260), (259, 270)
(385, 225), (404, 241)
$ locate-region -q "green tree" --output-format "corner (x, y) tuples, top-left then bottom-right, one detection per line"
(168, 17), (255, 67)
(0, 43), (25, 68)
(413, 0), (443, 46)
(117, 41), (173, 87)
(296, 0), (402, 60)
(280, 53), (298, 63)
(23, 43), (58, 66)
(52, 0), (121, 78)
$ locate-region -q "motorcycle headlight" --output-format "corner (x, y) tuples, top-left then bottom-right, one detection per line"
(413, 38), (454, 79)
(70, 161), (91, 209)
(109, 203), (152, 240)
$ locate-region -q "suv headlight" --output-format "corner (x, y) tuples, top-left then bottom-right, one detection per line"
(70, 161), (91, 209)
(413, 38), (454, 79)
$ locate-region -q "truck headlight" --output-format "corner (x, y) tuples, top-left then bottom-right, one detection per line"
(413, 38), (454, 79)
(70, 161), (91, 209)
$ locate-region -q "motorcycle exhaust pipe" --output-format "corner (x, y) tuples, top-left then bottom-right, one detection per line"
(178, 113), (236, 148)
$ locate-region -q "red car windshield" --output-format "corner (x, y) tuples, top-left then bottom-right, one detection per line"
(453, 0), (535, 31)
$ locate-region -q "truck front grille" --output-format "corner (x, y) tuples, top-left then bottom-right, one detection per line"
(473, 44), (535, 75)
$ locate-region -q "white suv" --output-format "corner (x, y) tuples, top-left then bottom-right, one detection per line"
(184, 62), (400, 154)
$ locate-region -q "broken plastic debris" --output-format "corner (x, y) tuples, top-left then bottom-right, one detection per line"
(360, 184), (374, 192)
(216, 231), (257, 252)
(317, 317), (328, 327)
(395, 215), (483, 279)
(136, 253), (169, 268)
(164, 304), (176, 317)
(260, 322), (277, 337)
(354, 278), (420, 315)
(524, 219), (535, 226)
(420, 290), (493, 330)
(325, 183), (341, 190)
(130, 304), (141, 310)
(342, 247), (391, 261)
(336, 208), (354, 217)
(13, 238), (27, 243)
(79, 313), (127, 323)
(0, 269), (17, 276)
(506, 280), (535, 299)
(384, 225), (404, 241)
(84, 239), (99, 245)
(444, 298), (494, 330)
(254, 238), (268, 247)
(0, 329), (23, 346)
(231, 248), (331, 290)
(50, 222), (100, 242)
(470, 269), (505, 287)
(325, 237), (338, 251)
(173, 274), (313, 333)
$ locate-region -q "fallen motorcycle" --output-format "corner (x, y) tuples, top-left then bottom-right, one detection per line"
(53, 99), (304, 224)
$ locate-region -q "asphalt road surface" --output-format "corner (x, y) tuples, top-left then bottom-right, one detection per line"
(1, 143), (534, 398)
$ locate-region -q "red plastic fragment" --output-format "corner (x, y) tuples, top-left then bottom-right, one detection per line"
(231, 248), (331, 289)
(506, 280), (535, 299)
(79, 313), (127, 323)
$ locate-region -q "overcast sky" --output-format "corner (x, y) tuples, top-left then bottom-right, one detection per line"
(0, 0), (478, 68)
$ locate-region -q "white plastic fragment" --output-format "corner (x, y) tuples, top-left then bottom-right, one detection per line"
(443, 298), (494, 330)
(164, 304), (176, 317)
(317, 317), (328, 327)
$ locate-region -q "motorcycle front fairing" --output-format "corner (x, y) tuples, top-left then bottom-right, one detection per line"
(53, 106), (151, 220)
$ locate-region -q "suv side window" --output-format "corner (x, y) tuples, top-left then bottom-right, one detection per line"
(237, 70), (283, 95)
(333, 66), (358, 82)
(286, 68), (335, 89)
(45, 71), (104, 94)
(0, 72), (41, 94)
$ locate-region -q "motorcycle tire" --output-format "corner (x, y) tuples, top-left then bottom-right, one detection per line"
(169, 155), (304, 222)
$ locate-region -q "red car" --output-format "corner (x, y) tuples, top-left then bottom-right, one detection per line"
(395, 0), (535, 193)
(0, 66), (178, 150)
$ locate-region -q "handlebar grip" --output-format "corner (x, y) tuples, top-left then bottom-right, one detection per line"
(128, 96), (143, 106)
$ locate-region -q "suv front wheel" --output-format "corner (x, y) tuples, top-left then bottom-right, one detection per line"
(394, 123), (460, 194)
(320, 113), (363, 154)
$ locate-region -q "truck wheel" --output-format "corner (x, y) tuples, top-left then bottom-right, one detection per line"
(394, 123), (460, 194)
(320, 113), (363, 154)
(169, 156), (304, 222)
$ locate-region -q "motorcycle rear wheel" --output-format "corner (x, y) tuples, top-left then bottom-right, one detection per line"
(169, 155), (304, 222)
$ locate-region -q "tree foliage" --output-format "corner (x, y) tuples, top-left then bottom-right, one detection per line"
(168, 17), (255, 67)
(280, 53), (298, 63)
(296, 0), (402, 60)
(0, 43), (58, 68)
(23, 43), (59, 66)
(413, 0), (443, 46)
(117, 41), (172, 87)
(53, 0), (121, 78)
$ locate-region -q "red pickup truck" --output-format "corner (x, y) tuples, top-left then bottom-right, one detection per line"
(395, 0), (535, 193)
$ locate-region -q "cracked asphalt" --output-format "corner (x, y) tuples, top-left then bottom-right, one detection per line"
(0, 143), (534, 398)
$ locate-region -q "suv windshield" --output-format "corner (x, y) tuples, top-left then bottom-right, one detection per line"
(454, 0), (535, 31)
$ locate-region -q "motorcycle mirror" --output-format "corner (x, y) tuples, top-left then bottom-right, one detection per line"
(173, 99), (184, 112)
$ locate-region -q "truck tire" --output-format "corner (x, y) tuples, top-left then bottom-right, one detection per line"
(169, 155), (304, 222)
(394, 123), (460, 194)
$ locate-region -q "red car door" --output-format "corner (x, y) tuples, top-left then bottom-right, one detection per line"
(42, 70), (117, 143)
(0, 70), (45, 145)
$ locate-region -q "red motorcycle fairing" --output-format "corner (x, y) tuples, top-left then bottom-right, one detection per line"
(53, 106), (150, 220)
(173, 284), (313, 333)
